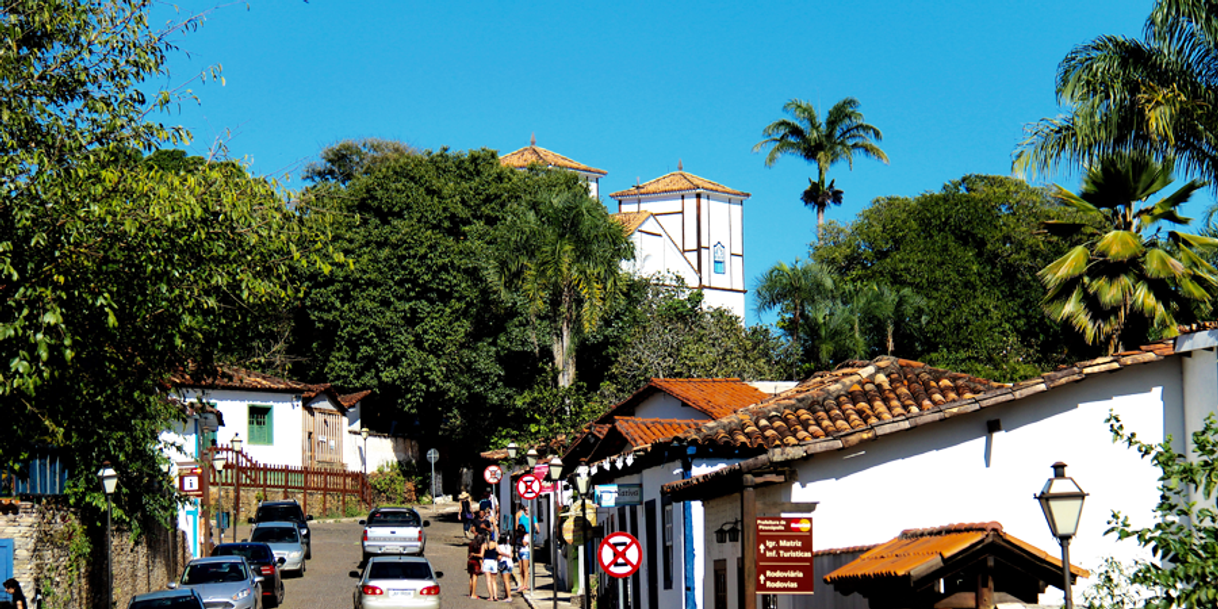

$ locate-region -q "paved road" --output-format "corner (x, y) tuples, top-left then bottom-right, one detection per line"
(276, 505), (528, 609)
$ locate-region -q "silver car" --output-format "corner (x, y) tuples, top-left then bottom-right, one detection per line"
(170, 556), (263, 609)
(360, 507), (429, 560)
(248, 522), (307, 576)
(351, 556), (443, 609)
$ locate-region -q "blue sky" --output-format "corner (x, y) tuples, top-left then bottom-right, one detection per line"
(152, 1), (1169, 325)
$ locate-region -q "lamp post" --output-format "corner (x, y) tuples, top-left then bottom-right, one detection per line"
(1036, 462), (1088, 609)
(527, 448), (539, 594)
(547, 456), (564, 609)
(574, 462), (591, 609)
(98, 462), (118, 609)
(360, 428), (371, 509)
(231, 435), (243, 543)
(212, 448), (226, 545)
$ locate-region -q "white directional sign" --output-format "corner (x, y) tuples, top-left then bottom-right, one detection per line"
(598, 532), (642, 578)
(516, 474), (541, 500)
(484, 464), (503, 484)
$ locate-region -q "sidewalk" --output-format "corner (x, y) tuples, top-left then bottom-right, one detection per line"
(519, 558), (575, 609)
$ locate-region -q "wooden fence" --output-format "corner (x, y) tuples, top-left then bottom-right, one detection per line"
(208, 447), (371, 517)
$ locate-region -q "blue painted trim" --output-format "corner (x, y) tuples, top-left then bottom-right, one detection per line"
(0, 538), (13, 602)
(682, 462), (695, 609)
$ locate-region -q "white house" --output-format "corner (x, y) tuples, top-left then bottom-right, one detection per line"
(657, 328), (1218, 609)
(610, 163), (750, 319)
(158, 400), (224, 558)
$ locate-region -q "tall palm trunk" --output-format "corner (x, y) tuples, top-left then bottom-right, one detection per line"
(554, 288), (577, 389)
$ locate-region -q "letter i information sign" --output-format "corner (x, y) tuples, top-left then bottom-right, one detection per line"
(756, 517), (815, 594)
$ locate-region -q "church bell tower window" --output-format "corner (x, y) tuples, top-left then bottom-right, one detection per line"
(713, 242), (726, 274)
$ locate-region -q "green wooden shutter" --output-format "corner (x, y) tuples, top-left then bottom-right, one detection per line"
(248, 405), (274, 445)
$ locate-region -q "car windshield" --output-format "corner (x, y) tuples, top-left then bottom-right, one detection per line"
(256, 506), (303, 522)
(250, 527), (299, 544)
(181, 562), (248, 584)
(368, 511), (421, 526)
(213, 545), (272, 562)
(368, 562), (433, 580)
(129, 597), (203, 609)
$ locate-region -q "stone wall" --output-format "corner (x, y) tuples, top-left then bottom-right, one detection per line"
(0, 498), (188, 609)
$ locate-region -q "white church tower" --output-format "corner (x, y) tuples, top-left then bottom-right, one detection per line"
(499, 135), (607, 198)
(609, 162), (749, 318)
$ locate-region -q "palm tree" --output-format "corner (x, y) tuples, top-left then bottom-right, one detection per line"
(1039, 153), (1218, 354)
(753, 97), (889, 235)
(858, 283), (927, 356)
(755, 259), (836, 373)
(1016, 0), (1218, 183)
(492, 181), (634, 388)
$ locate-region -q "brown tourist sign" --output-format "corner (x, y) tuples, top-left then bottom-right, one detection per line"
(756, 516), (815, 594)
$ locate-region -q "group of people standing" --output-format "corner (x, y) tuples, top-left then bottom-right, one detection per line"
(460, 490), (533, 602)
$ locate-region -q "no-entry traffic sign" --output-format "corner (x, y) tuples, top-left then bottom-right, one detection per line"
(516, 474), (541, 500)
(598, 532), (642, 578)
(484, 464), (503, 484)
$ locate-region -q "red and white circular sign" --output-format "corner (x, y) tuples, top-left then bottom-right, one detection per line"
(516, 474), (541, 500)
(484, 465), (503, 484)
(598, 532), (642, 578)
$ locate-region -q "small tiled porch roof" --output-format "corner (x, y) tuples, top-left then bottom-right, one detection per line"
(604, 378), (769, 423)
(616, 418), (704, 450)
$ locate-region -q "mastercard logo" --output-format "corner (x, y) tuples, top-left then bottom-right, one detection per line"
(789, 518), (812, 532)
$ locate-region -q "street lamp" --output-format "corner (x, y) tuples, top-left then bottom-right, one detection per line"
(547, 456), (564, 609)
(526, 448), (538, 468)
(231, 435), (243, 543)
(507, 442), (518, 460)
(98, 462), (118, 609)
(574, 462), (591, 609)
(1036, 462), (1088, 609)
(212, 448), (226, 545)
(360, 427), (370, 475)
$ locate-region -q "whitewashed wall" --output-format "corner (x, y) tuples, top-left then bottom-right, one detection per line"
(177, 388), (303, 467)
(776, 357), (1184, 608)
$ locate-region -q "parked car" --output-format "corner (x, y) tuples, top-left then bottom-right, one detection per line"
(350, 556), (443, 609)
(249, 499), (314, 559)
(213, 542), (287, 607)
(170, 556), (263, 609)
(248, 521), (307, 576)
(360, 507), (429, 560)
(127, 588), (205, 609)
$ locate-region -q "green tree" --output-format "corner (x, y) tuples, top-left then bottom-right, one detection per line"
(293, 147), (541, 446)
(1, 0), (335, 528)
(1039, 154), (1218, 354)
(753, 97), (889, 234)
(755, 259), (836, 371)
(1016, 0), (1218, 183)
(1105, 412), (1218, 609)
(598, 280), (795, 402)
(489, 172), (634, 388)
(814, 175), (1085, 381)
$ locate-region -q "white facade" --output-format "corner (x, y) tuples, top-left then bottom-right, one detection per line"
(176, 387), (304, 467)
(615, 185), (748, 319)
(623, 214), (700, 289)
(685, 344), (1218, 609)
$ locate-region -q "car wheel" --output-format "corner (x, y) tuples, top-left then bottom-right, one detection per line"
(305, 544), (312, 560)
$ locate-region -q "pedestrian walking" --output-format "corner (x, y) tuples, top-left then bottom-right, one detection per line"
(467, 533), (485, 599)
(514, 524), (531, 592)
(496, 534), (515, 602)
(459, 491), (475, 539)
(3, 579), (27, 609)
(481, 533), (500, 601)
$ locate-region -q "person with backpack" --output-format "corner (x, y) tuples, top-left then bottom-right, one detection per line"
(459, 491), (475, 538)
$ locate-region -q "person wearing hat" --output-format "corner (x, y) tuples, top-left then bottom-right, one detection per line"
(459, 490), (475, 538)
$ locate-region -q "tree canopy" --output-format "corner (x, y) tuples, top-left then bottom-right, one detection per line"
(812, 175), (1088, 381)
(1, 1), (337, 528)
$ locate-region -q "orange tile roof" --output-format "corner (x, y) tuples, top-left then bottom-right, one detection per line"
(613, 211), (652, 235)
(499, 144), (607, 175)
(609, 170), (750, 199)
(171, 365), (327, 395)
(680, 358), (1002, 450)
(824, 522), (1088, 583)
(339, 390), (372, 409)
(610, 378), (769, 421)
(615, 418), (704, 449)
